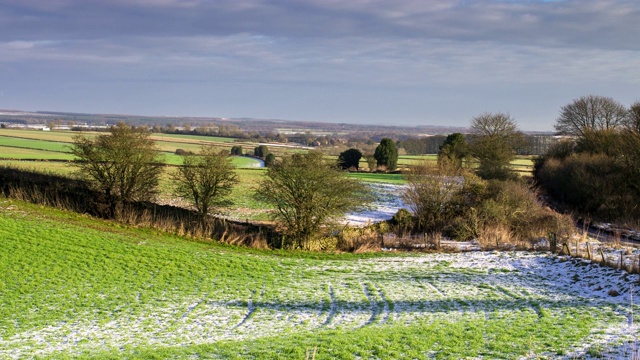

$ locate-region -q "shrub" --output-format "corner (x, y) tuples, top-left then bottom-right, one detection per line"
(536, 153), (631, 219)
(230, 145), (243, 156)
(402, 164), (462, 233)
(264, 153), (276, 167)
(391, 208), (414, 234)
(338, 148), (363, 170)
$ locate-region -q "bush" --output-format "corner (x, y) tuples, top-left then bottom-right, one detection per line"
(449, 179), (574, 248)
(264, 153), (276, 167)
(175, 148), (192, 156)
(391, 208), (414, 234)
(402, 164), (462, 233)
(536, 153), (633, 220)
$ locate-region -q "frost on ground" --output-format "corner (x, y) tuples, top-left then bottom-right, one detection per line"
(344, 183), (405, 226)
(2, 252), (640, 359)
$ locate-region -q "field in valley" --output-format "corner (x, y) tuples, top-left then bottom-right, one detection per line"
(1, 200), (639, 359)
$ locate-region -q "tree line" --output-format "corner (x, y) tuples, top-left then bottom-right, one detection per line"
(535, 95), (640, 222)
(70, 123), (370, 250)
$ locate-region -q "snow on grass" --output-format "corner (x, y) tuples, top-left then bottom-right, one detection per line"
(344, 183), (405, 226)
(2, 251), (640, 358)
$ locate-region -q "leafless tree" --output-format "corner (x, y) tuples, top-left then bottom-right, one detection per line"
(555, 95), (628, 137)
(469, 113), (523, 180)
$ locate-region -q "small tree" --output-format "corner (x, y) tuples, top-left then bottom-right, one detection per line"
(468, 113), (523, 180)
(173, 146), (238, 221)
(71, 122), (164, 214)
(374, 138), (398, 171)
(230, 145), (243, 156)
(254, 145), (269, 158)
(255, 152), (370, 249)
(264, 153), (276, 167)
(338, 148), (363, 170)
(402, 162), (463, 232)
(364, 153), (377, 172)
(438, 133), (469, 172)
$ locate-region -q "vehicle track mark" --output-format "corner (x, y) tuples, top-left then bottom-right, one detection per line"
(322, 284), (338, 327)
(233, 282), (265, 329)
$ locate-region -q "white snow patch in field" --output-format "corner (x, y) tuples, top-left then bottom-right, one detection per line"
(344, 183), (405, 226)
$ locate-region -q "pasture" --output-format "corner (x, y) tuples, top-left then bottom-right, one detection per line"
(1, 200), (638, 359)
(0, 129), (263, 167)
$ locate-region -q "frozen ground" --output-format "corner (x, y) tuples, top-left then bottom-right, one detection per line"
(344, 183), (405, 226)
(2, 251), (640, 359)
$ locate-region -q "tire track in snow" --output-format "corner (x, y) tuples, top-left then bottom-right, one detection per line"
(378, 288), (391, 324)
(322, 285), (338, 327)
(362, 283), (378, 326)
(233, 283), (265, 329)
(361, 283), (391, 326)
(181, 293), (208, 320)
(424, 280), (445, 297)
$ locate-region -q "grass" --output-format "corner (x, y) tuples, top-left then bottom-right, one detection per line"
(1, 199), (636, 359)
(347, 172), (406, 184)
(0, 146), (75, 160)
(0, 129), (97, 142)
(0, 135), (72, 152)
(151, 133), (238, 143)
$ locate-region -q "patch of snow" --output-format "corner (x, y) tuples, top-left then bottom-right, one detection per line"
(344, 183), (405, 226)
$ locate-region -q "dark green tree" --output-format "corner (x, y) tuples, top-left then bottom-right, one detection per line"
(438, 133), (469, 171)
(255, 152), (370, 249)
(374, 138), (398, 171)
(264, 153), (276, 167)
(230, 145), (243, 156)
(254, 145), (269, 158)
(173, 146), (238, 221)
(337, 148), (363, 170)
(71, 122), (164, 212)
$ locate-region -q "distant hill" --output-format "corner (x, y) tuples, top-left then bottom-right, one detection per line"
(0, 109), (469, 138)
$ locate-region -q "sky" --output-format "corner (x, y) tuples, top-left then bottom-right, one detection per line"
(0, 0), (639, 131)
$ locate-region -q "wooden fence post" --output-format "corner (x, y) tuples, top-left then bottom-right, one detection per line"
(620, 253), (624, 270)
(562, 243), (571, 257)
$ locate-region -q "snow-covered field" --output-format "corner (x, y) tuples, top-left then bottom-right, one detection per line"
(3, 251), (640, 359)
(344, 183), (405, 226)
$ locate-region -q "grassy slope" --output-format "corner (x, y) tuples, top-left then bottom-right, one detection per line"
(1, 200), (633, 359)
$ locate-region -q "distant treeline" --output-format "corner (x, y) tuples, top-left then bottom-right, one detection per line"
(398, 134), (556, 156)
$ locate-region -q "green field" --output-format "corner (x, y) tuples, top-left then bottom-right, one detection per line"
(0, 145), (75, 160)
(1, 200), (637, 359)
(151, 133), (238, 143)
(348, 172), (406, 184)
(0, 129), (97, 142)
(0, 135), (72, 152)
(0, 130), (262, 168)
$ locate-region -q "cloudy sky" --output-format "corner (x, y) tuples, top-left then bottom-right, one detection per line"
(1, 0), (638, 130)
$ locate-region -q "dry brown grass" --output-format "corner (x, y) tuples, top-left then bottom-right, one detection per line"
(336, 226), (382, 253)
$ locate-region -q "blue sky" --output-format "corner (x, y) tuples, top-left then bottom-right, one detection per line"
(1, 0), (638, 130)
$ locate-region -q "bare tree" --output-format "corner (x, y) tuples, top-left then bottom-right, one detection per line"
(173, 146), (238, 221)
(469, 113), (523, 180)
(402, 162), (462, 232)
(555, 95), (628, 137)
(627, 101), (640, 133)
